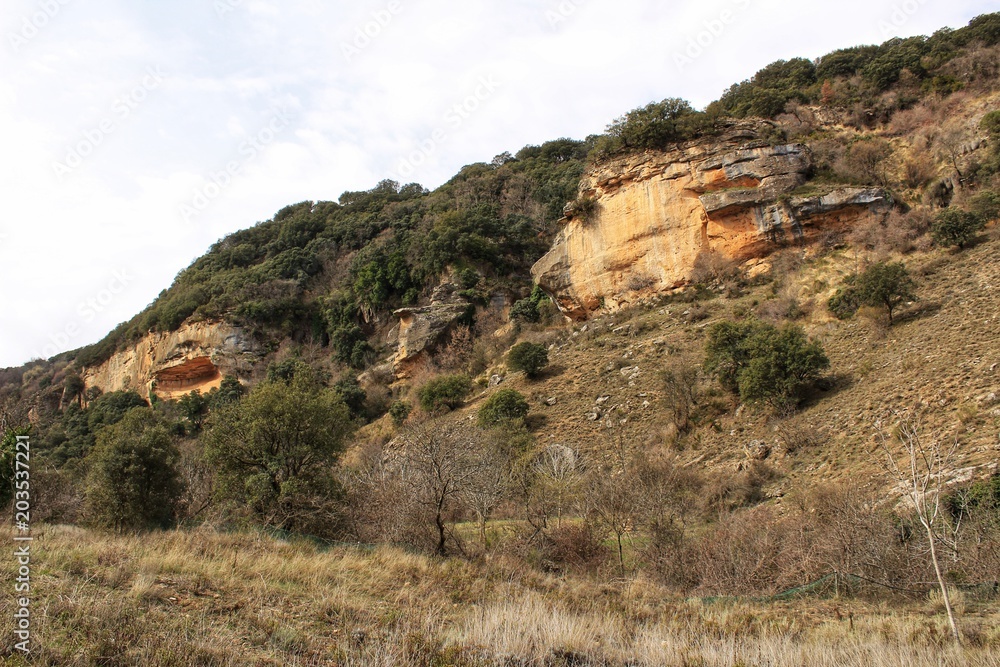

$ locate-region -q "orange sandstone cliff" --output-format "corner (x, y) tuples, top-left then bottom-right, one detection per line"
(81, 321), (256, 400)
(531, 121), (891, 319)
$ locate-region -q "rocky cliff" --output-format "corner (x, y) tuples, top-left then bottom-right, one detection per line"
(383, 283), (472, 377)
(532, 121), (892, 319)
(82, 321), (256, 401)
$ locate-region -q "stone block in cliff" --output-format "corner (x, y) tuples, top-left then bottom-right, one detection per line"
(532, 121), (892, 319)
(392, 284), (471, 367)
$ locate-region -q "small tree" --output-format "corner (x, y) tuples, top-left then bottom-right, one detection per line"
(932, 208), (985, 249)
(508, 342), (549, 379)
(605, 98), (700, 151)
(738, 327), (830, 411)
(478, 389), (529, 428)
(209, 375), (245, 407)
(854, 261), (917, 324)
(876, 413), (962, 644)
(462, 429), (522, 547)
(417, 374), (472, 414)
(178, 390), (208, 430)
(63, 374), (85, 407)
(399, 420), (481, 556)
(981, 110), (1000, 156)
(86, 408), (182, 532)
(204, 376), (353, 534)
(969, 189), (1000, 223)
(533, 444), (583, 530)
(843, 137), (894, 187)
(661, 362), (698, 432)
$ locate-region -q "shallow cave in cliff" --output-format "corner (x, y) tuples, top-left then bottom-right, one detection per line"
(153, 357), (221, 396)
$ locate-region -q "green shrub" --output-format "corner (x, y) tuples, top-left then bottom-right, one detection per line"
(932, 208), (985, 249)
(0, 427), (31, 509)
(853, 262), (917, 324)
(417, 375), (472, 413)
(388, 400), (412, 426)
(704, 320), (829, 410)
(87, 391), (148, 432)
(945, 473), (1000, 521)
(862, 36), (928, 91)
(204, 375), (353, 534)
(510, 298), (540, 323)
(827, 278), (861, 320)
(981, 111), (1000, 153)
(969, 190), (1000, 222)
(333, 377), (367, 419)
(713, 58), (816, 118)
(478, 389), (529, 428)
(831, 263), (916, 324)
(85, 408), (182, 532)
(508, 342), (549, 379)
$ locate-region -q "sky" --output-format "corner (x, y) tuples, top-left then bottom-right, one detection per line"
(0, 0), (993, 368)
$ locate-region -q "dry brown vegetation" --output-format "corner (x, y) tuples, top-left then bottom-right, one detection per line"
(1, 525), (998, 666)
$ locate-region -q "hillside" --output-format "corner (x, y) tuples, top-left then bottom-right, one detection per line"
(1, 13), (1000, 666)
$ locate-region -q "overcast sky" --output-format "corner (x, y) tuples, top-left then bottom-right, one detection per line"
(0, 0), (992, 368)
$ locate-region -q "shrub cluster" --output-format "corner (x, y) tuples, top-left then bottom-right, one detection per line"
(704, 320), (829, 410)
(417, 374), (473, 414)
(477, 389), (529, 428)
(507, 342), (549, 379)
(828, 262), (916, 324)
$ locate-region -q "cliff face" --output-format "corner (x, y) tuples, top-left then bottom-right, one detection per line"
(532, 122), (891, 319)
(82, 321), (256, 401)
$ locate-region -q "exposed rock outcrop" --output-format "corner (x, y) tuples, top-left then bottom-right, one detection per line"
(82, 321), (255, 400)
(389, 284), (471, 371)
(532, 121), (891, 319)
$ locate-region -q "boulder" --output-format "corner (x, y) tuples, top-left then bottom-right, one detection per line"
(392, 284), (471, 367)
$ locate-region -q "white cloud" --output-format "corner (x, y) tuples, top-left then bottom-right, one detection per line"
(0, 0), (994, 366)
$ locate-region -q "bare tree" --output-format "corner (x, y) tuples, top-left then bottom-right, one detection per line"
(399, 420), (481, 556)
(937, 127), (970, 187)
(586, 466), (640, 578)
(344, 439), (415, 545)
(462, 430), (517, 548)
(661, 361), (698, 433)
(876, 412), (962, 644)
(532, 444), (582, 530)
(176, 439), (216, 522)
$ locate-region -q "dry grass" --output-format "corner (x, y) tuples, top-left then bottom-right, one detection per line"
(1, 525), (998, 666)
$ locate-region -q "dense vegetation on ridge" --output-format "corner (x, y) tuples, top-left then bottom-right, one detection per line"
(2, 13), (1000, 664)
(57, 12), (1000, 374)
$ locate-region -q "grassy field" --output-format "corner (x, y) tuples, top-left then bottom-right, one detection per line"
(1, 525), (997, 666)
